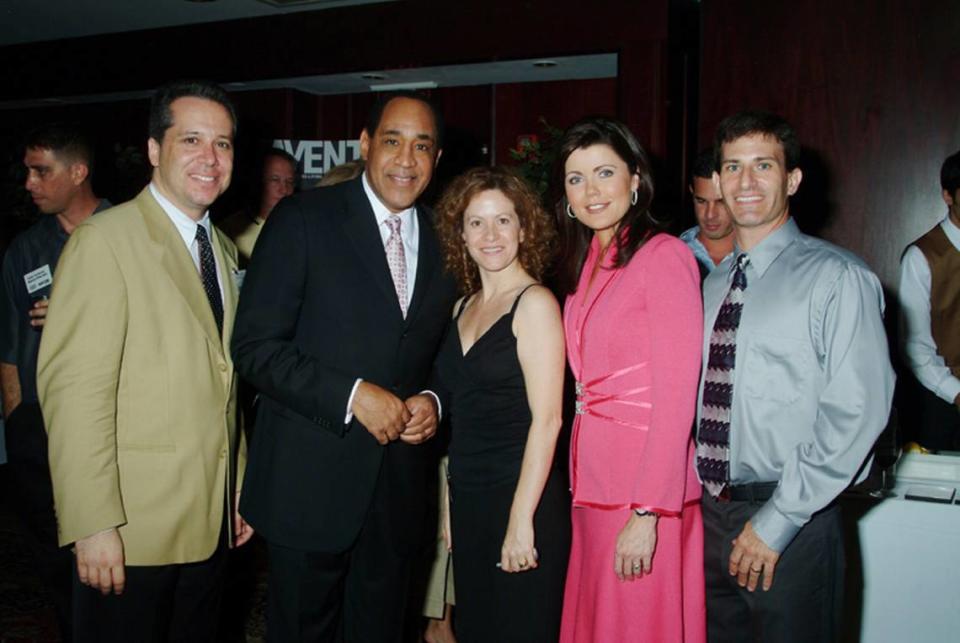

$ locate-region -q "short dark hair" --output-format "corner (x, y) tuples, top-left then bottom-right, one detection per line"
(941, 150), (960, 194)
(264, 147), (298, 171)
(552, 116), (661, 294)
(364, 91), (444, 149)
(148, 79), (237, 142)
(690, 148), (716, 181)
(24, 122), (95, 174)
(714, 110), (800, 171)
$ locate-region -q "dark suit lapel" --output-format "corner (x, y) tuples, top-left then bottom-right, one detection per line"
(137, 188), (223, 352)
(340, 179), (405, 322)
(404, 205), (439, 327)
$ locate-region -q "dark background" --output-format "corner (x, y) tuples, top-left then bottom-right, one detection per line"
(0, 0), (958, 289)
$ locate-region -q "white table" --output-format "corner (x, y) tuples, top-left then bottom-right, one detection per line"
(849, 454), (960, 642)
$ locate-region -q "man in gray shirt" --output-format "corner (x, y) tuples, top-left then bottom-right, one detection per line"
(695, 111), (894, 642)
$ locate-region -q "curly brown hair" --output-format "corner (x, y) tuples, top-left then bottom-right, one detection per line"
(435, 166), (557, 294)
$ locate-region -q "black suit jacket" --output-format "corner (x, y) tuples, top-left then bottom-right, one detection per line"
(232, 176), (457, 553)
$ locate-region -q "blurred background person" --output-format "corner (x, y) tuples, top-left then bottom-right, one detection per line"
(680, 148), (734, 281)
(421, 453), (456, 643)
(433, 165), (569, 642)
(218, 147), (297, 265)
(899, 149), (960, 451)
(0, 122), (111, 641)
(316, 159), (364, 188)
(554, 117), (705, 642)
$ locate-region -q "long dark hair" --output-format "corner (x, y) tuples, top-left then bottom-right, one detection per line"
(552, 116), (661, 294)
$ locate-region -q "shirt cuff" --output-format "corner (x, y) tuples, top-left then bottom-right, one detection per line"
(937, 377), (960, 406)
(345, 378), (363, 424)
(750, 501), (801, 554)
(421, 390), (442, 421)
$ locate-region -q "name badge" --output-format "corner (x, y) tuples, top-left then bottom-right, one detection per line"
(24, 264), (53, 295)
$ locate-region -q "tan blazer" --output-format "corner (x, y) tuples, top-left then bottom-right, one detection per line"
(38, 188), (244, 566)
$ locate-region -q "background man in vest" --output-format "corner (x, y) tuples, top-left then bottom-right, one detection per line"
(899, 149), (960, 450)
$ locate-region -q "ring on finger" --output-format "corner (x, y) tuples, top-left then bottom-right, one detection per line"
(518, 559), (528, 568)
(632, 562), (641, 571)
(750, 566), (762, 573)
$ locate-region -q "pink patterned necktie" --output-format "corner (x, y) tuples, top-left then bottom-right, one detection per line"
(385, 215), (408, 317)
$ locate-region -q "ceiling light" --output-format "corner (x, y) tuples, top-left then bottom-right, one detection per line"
(256, 0), (351, 6)
(369, 81), (438, 91)
(360, 73), (388, 81)
(532, 60), (558, 68)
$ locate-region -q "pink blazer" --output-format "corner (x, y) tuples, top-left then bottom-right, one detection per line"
(564, 233), (703, 515)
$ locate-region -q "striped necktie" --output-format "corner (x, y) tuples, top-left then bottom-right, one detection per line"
(697, 253), (750, 498)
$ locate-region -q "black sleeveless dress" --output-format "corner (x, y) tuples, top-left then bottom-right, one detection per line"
(436, 286), (570, 643)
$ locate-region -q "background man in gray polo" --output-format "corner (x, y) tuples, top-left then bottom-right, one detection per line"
(680, 148), (735, 280)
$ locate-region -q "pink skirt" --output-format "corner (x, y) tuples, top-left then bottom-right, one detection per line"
(559, 504), (706, 643)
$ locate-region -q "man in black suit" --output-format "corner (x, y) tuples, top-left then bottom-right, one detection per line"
(232, 92), (457, 642)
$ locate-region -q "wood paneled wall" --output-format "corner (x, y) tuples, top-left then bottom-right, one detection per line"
(699, 0), (960, 288)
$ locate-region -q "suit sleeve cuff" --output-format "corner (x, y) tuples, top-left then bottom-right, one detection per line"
(345, 378), (362, 424)
(751, 501), (801, 553)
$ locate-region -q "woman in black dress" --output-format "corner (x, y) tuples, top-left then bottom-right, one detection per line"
(434, 166), (570, 642)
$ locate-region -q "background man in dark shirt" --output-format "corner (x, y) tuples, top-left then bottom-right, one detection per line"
(0, 122), (109, 642)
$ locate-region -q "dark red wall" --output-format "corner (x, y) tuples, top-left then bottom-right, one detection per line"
(699, 0), (960, 287)
(1, 0), (693, 220)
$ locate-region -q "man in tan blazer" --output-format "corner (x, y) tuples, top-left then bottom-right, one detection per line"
(37, 80), (251, 642)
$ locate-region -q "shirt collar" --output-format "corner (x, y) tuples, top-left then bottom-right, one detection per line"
(149, 183), (212, 246)
(732, 217), (799, 280)
(679, 225), (700, 243)
(361, 172), (418, 244)
(941, 215), (960, 250)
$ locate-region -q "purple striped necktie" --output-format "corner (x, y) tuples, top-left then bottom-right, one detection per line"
(697, 253), (750, 498)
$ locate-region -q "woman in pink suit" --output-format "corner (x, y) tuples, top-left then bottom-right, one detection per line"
(555, 117), (706, 642)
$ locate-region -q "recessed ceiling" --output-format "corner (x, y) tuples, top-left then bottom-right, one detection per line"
(0, 0), (393, 47)
(0, 54), (618, 110)
(227, 55), (618, 95)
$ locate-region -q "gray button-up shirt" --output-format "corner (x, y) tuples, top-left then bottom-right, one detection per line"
(697, 218), (894, 552)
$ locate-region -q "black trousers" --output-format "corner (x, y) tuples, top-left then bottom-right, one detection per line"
(913, 383), (960, 451)
(266, 465), (415, 643)
(72, 534), (227, 642)
(5, 402), (74, 642)
(702, 494), (845, 643)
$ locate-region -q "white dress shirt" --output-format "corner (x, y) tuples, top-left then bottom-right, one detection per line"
(345, 174), (439, 424)
(362, 172), (419, 309)
(899, 216), (960, 404)
(149, 183), (223, 300)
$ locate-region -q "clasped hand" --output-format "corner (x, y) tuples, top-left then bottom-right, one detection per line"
(352, 382), (437, 445)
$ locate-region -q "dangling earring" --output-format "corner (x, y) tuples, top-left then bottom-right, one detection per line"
(566, 203), (577, 219)
(631, 190), (639, 206)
